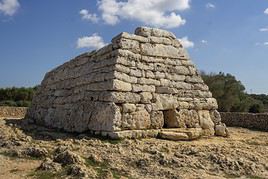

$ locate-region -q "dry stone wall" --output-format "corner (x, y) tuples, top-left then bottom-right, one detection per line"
(27, 27), (228, 139)
(221, 112), (268, 131)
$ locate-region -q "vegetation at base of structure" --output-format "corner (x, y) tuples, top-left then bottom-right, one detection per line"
(201, 72), (267, 113)
(0, 151), (19, 159)
(28, 170), (66, 179)
(0, 86), (37, 107)
(85, 158), (121, 179)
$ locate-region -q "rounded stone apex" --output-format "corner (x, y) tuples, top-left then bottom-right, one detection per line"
(134, 26), (176, 39)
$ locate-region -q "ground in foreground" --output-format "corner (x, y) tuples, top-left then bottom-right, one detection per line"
(0, 117), (267, 179)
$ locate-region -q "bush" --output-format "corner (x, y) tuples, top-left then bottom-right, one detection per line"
(0, 87), (36, 107)
(201, 72), (265, 113)
(16, 100), (31, 107)
(0, 100), (18, 107)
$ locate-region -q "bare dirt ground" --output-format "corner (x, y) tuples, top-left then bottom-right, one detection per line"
(0, 117), (267, 179)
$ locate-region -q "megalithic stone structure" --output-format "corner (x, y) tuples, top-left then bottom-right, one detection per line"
(26, 27), (228, 140)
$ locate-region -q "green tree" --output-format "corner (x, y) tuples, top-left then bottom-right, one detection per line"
(201, 72), (264, 113)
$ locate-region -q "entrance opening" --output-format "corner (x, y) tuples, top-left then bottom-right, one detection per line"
(163, 109), (180, 128)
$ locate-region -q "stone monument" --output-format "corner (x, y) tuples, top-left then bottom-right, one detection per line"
(26, 27), (228, 140)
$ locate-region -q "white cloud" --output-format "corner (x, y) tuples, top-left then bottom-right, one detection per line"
(88, 0), (190, 28)
(79, 9), (99, 23)
(206, 3), (215, 9)
(264, 8), (268, 15)
(178, 36), (194, 48)
(259, 27), (268, 32)
(77, 33), (107, 49)
(255, 42), (268, 47)
(201, 40), (208, 44)
(0, 0), (19, 16)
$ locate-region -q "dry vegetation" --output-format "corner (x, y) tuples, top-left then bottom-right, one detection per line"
(0, 117), (268, 179)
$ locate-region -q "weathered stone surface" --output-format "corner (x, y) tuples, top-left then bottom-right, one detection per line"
(198, 110), (215, 136)
(163, 109), (185, 128)
(122, 103), (136, 113)
(140, 92), (153, 103)
(27, 26), (227, 140)
(150, 111), (164, 129)
(159, 131), (189, 141)
(215, 123), (228, 137)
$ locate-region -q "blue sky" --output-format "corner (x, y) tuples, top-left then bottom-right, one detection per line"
(0, 0), (268, 94)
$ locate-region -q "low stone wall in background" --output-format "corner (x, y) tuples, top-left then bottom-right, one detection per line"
(0, 106), (27, 118)
(220, 112), (268, 131)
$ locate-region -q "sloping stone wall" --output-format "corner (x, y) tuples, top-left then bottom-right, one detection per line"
(221, 112), (268, 131)
(0, 107), (27, 118)
(27, 27), (228, 139)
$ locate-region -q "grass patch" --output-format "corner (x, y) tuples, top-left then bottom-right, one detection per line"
(27, 167), (69, 179)
(0, 150), (41, 161)
(248, 175), (265, 179)
(28, 171), (57, 179)
(0, 151), (19, 159)
(85, 158), (123, 178)
(224, 173), (240, 178)
(10, 169), (20, 173)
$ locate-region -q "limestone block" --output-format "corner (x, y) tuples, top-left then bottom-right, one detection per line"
(132, 110), (151, 129)
(135, 27), (176, 39)
(193, 98), (218, 110)
(180, 109), (200, 128)
(152, 94), (178, 110)
(112, 32), (149, 43)
(145, 71), (155, 78)
(185, 76), (203, 83)
(215, 123), (228, 137)
(174, 66), (190, 75)
(154, 63), (166, 72)
(114, 38), (140, 53)
(132, 84), (155, 92)
(150, 111), (164, 129)
(138, 78), (160, 86)
(160, 79), (171, 86)
(165, 73), (185, 81)
(160, 128), (203, 140)
(141, 43), (181, 58)
(188, 66), (198, 75)
(129, 69), (142, 77)
(210, 110), (221, 125)
(172, 39), (183, 48)
(178, 48), (190, 59)
(122, 110), (151, 130)
(112, 79), (132, 92)
(172, 81), (192, 90)
(88, 102), (121, 131)
(114, 71), (138, 84)
(115, 49), (141, 60)
(155, 71), (165, 79)
(115, 64), (130, 74)
(149, 36), (172, 45)
(193, 83), (209, 91)
(198, 110), (215, 136)
(159, 131), (189, 141)
(177, 101), (190, 109)
(140, 92), (153, 103)
(137, 62), (154, 71)
(117, 56), (136, 67)
(122, 103), (136, 113)
(108, 92), (141, 103)
(134, 27), (152, 37)
(156, 87), (178, 94)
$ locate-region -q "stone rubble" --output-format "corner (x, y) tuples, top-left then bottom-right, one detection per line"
(26, 27), (228, 140)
